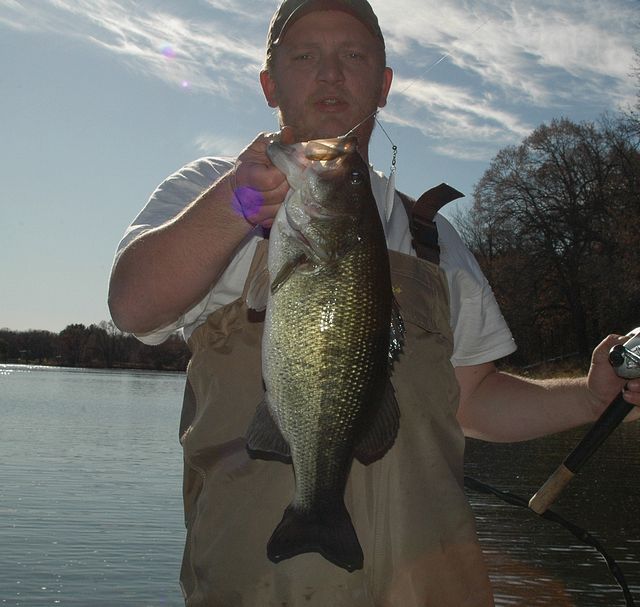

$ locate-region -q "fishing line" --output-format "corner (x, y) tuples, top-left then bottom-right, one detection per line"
(341, 45), (468, 218)
(342, 49), (459, 143)
(345, 16), (491, 141)
(464, 476), (637, 606)
(394, 17), (490, 98)
(342, 16), (490, 218)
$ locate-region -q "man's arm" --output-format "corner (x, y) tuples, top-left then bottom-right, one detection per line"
(456, 334), (640, 443)
(108, 131), (292, 335)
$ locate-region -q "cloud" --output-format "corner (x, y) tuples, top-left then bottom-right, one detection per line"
(0, 0), (29, 30)
(370, 0), (637, 158)
(200, 0), (268, 17)
(2, 0), (635, 161)
(1, 0), (269, 95)
(381, 75), (534, 160)
(375, 0), (637, 107)
(193, 133), (248, 157)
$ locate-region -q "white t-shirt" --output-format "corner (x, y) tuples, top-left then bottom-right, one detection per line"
(114, 157), (517, 367)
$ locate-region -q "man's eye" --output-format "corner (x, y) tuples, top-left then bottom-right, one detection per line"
(294, 53), (313, 61)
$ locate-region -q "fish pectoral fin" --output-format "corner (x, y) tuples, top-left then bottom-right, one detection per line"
(245, 265), (270, 312)
(271, 253), (310, 294)
(245, 397), (292, 464)
(354, 379), (400, 466)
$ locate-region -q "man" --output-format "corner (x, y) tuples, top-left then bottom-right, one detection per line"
(108, 1), (640, 605)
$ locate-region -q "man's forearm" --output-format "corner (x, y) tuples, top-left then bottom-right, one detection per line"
(456, 365), (602, 443)
(108, 171), (253, 335)
(456, 337), (640, 443)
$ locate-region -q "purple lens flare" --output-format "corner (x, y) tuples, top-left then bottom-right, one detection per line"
(232, 186), (265, 224)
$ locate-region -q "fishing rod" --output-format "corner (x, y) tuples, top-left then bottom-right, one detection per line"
(465, 329), (640, 606)
(529, 327), (640, 514)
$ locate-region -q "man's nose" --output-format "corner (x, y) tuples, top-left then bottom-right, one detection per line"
(316, 54), (345, 84)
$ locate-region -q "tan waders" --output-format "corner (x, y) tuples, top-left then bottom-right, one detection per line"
(178, 235), (494, 606)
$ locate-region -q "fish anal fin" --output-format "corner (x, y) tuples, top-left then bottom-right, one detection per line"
(354, 379), (400, 466)
(267, 504), (363, 572)
(245, 397), (292, 464)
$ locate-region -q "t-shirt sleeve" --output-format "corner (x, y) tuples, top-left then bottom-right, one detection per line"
(436, 215), (517, 367)
(115, 157), (234, 259)
(112, 157), (234, 345)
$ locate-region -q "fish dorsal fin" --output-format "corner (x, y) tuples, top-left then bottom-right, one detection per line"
(353, 379), (400, 466)
(246, 397), (292, 464)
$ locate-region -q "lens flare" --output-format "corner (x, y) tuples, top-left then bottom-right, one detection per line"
(161, 44), (177, 59)
(232, 186), (264, 223)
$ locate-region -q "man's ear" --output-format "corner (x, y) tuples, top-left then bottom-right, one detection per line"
(377, 67), (393, 109)
(260, 70), (279, 108)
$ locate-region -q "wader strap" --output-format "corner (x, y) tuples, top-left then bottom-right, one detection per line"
(398, 183), (464, 265)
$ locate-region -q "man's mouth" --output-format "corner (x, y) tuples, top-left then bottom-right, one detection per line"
(315, 97), (348, 111)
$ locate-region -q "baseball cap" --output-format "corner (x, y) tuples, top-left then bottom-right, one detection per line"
(267, 0), (385, 51)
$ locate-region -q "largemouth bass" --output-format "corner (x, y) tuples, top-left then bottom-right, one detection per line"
(246, 136), (403, 572)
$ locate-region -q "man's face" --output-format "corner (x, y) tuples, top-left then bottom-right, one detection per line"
(260, 10), (393, 154)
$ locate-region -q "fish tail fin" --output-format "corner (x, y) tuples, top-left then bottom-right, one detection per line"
(267, 504), (363, 572)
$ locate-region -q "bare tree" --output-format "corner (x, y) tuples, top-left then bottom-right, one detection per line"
(458, 117), (640, 363)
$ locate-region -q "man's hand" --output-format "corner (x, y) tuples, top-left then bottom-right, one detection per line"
(587, 334), (640, 420)
(231, 126), (296, 228)
(109, 127), (297, 334)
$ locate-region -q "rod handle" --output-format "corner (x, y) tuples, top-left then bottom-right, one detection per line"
(528, 392), (633, 514)
(564, 393), (634, 473)
(528, 464), (575, 514)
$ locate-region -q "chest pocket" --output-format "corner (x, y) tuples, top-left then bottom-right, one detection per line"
(389, 249), (453, 360)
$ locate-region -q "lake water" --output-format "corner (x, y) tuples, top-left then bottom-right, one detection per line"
(466, 430), (639, 606)
(1, 365), (185, 606)
(1, 364), (638, 606)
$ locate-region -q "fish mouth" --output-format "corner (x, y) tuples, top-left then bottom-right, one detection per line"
(268, 136), (357, 166)
(267, 140), (307, 175)
(303, 136), (358, 161)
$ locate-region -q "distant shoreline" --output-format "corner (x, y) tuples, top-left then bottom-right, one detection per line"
(0, 324), (190, 372)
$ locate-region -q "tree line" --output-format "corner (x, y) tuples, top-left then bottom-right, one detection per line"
(454, 110), (639, 367)
(0, 321), (190, 371)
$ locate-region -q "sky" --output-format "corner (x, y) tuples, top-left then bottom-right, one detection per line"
(1, 0), (637, 333)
